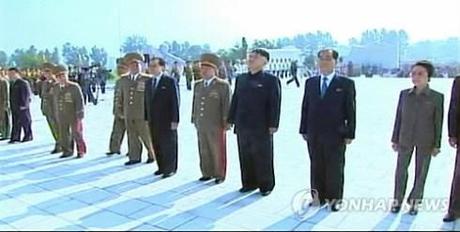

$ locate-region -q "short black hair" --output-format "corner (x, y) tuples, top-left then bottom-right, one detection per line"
(317, 49), (339, 61)
(412, 60), (434, 78)
(251, 48), (270, 62)
(151, 57), (166, 67)
(8, 67), (20, 72)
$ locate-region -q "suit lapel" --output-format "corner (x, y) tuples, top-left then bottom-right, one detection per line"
(313, 76), (321, 99)
(153, 75), (165, 99)
(323, 75), (340, 99)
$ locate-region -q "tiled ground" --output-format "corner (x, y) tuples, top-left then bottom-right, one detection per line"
(0, 77), (459, 231)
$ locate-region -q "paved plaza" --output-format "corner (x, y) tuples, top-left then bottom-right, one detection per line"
(0, 78), (459, 231)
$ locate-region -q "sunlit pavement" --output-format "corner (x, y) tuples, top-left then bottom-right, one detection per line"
(1, 78), (459, 231)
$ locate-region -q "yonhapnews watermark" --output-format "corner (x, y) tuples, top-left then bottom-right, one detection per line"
(291, 189), (449, 220)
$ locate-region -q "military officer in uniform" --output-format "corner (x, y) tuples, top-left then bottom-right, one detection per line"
(228, 49), (282, 196)
(0, 73), (10, 141)
(119, 53), (155, 165)
(192, 53), (231, 184)
(54, 64), (87, 158)
(193, 61), (202, 81)
(106, 60), (129, 156)
(185, 61), (193, 91)
(39, 62), (61, 153)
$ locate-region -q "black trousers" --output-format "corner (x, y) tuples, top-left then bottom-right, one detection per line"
(11, 109), (32, 141)
(448, 149), (460, 217)
(287, 74), (300, 87)
(307, 136), (346, 204)
(150, 127), (178, 174)
(236, 131), (275, 192)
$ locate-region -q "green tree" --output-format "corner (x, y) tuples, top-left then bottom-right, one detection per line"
(121, 35), (152, 53)
(0, 51), (8, 67)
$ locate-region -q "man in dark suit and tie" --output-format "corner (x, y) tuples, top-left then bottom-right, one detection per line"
(145, 57), (180, 179)
(299, 49), (356, 212)
(228, 49), (282, 197)
(8, 67), (33, 143)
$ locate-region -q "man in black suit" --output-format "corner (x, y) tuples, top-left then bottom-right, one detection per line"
(8, 67), (33, 143)
(299, 49), (356, 212)
(145, 58), (180, 179)
(228, 49), (282, 197)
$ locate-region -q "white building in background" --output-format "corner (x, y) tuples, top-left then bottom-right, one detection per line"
(264, 46), (309, 77)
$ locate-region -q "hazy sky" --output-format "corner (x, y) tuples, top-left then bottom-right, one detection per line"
(1, 0), (459, 56)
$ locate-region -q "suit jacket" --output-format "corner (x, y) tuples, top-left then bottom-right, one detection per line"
(228, 71), (281, 134)
(119, 74), (150, 120)
(10, 78), (31, 113)
(192, 78), (231, 131)
(392, 86), (444, 149)
(299, 75), (356, 144)
(145, 74), (180, 132)
(448, 77), (460, 139)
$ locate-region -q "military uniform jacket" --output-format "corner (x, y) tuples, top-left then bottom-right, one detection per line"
(0, 77), (9, 113)
(192, 78), (231, 131)
(40, 79), (58, 117)
(113, 78), (124, 117)
(55, 82), (85, 122)
(119, 74), (150, 120)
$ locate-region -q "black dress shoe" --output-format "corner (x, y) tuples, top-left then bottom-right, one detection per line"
(214, 178), (225, 184)
(21, 138), (33, 143)
(124, 160), (141, 166)
(261, 191), (272, 197)
(308, 201), (326, 207)
(199, 177), (212, 181)
(50, 149), (61, 154)
(8, 140), (19, 144)
(162, 172), (176, 179)
(154, 170), (163, 176)
(408, 205), (418, 216)
(330, 204), (341, 212)
(443, 213), (457, 222)
(391, 206), (401, 214)
(106, 151), (120, 156)
(77, 153), (85, 159)
(239, 187), (257, 193)
(146, 158), (155, 164)
(60, 153), (73, 158)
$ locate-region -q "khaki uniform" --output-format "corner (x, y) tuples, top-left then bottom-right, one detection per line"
(40, 79), (60, 150)
(193, 65), (202, 81)
(55, 82), (87, 155)
(192, 78), (231, 179)
(0, 77), (10, 139)
(119, 74), (154, 162)
(108, 77), (127, 153)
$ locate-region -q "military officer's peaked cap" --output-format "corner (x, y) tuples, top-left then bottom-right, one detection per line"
(124, 52), (144, 63)
(53, 64), (68, 74)
(200, 53), (221, 70)
(41, 62), (56, 71)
